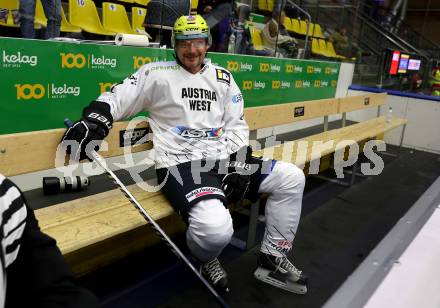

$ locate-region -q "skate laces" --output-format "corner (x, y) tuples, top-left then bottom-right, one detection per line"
(202, 258), (226, 284)
(275, 256), (302, 276)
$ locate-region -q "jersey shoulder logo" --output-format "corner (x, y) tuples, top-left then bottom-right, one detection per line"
(216, 68), (230, 85)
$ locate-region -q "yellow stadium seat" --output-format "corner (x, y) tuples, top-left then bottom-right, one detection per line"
(131, 7), (146, 33)
(34, 0), (47, 27)
(134, 0), (150, 5)
(102, 2), (136, 34)
(311, 38), (321, 55)
(307, 23), (315, 36)
(249, 26), (264, 51)
(118, 0), (134, 3)
(291, 19), (304, 35)
(267, 0), (273, 11)
(312, 23), (324, 38)
(318, 39), (331, 57)
(68, 0), (115, 35)
(299, 20), (309, 36)
(327, 41), (345, 59)
(284, 17), (293, 32)
(190, 0), (198, 14)
(258, 0), (268, 11)
(60, 6), (82, 33)
(0, 0), (20, 28)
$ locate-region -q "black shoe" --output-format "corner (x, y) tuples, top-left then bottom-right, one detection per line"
(254, 252), (308, 294)
(200, 258), (230, 293)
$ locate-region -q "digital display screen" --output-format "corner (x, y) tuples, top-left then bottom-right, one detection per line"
(407, 59), (421, 70)
(398, 54), (409, 73)
(389, 50), (400, 75)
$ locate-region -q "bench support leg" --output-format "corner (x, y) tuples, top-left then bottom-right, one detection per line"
(399, 123), (407, 148)
(246, 200), (261, 250)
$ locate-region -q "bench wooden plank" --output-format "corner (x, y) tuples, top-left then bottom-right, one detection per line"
(338, 93), (387, 113)
(35, 184), (173, 255)
(254, 117), (407, 163)
(0, 121), (151, 177)
(244, 97), (339, 130)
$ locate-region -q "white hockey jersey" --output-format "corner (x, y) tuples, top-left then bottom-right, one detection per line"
(97, 60), (249, 169)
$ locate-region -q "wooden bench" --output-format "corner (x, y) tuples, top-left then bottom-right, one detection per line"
(0, 93), (407, 276)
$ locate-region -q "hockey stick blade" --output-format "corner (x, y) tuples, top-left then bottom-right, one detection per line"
(63, 119), (229, 308)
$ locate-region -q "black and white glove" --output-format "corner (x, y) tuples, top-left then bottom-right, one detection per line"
(61, 101), (113, 161)
(221, 146), (253, 203)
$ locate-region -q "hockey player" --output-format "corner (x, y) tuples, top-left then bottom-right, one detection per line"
(60, 15), (307, 294)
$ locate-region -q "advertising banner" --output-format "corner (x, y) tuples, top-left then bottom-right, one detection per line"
(0, 37), (340, 134)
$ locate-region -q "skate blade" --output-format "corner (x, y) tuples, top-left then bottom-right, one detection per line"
(254, 268), (307, 295)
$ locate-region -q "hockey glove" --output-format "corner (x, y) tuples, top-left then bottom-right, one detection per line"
(61, 101), (113, 161)
(221, 146), (253, 203)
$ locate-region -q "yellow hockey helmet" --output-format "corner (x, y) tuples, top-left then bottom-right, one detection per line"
(172, 15), (211, 46)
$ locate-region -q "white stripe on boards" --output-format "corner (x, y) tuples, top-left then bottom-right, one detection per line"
(0, 174), (5, 186)
(3, 205), (27, 238)
(3, 222), (26, 267)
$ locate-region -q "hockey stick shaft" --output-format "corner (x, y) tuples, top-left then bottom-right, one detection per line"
(64, 120), (229, 308)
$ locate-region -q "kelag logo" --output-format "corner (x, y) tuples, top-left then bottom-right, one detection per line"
(2, 51), (38, 67)
(314, 80), (321, 87)
(15, 84), (45, 100)
(60, 53), (86, 69)
(50, 83), (80, 98)
(227, 61), (239, 72)
(325, 67), (338, 74)
(242, 80), (253, 90)
(90, 55), (117, 68)
(99, 82), (114, 93)
(260, 63), (269, 72)
(272, 80), (281, 89)
(295, 80), (310, 88)
(307, 66), (322, 74)
(332, 80), (337, 87)
(15, 83), (80, 100)
(286, 64), (303, 73)
(133, 56), (153, 69)
(60, 53), (117, 69)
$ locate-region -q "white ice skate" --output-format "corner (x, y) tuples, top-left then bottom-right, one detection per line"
(200, 258), (230, 293)
(254, 252), (308, 294)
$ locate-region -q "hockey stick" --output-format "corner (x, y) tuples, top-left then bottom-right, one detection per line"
(64, 119), (229, 308)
